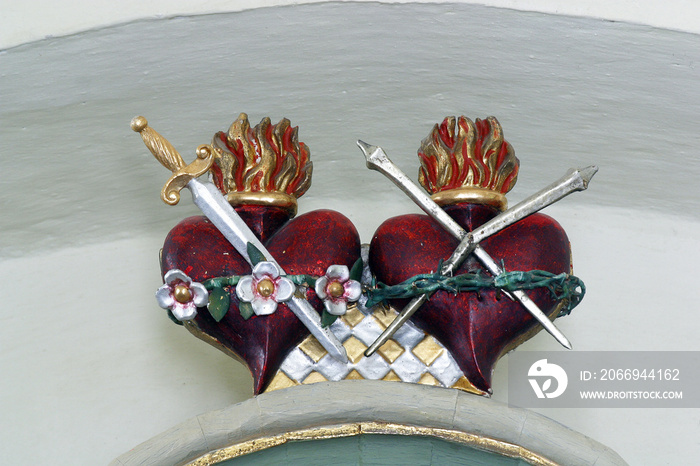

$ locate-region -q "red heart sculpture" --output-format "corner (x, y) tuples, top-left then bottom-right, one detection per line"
(369, 202), (571, 393)
(161, 205), (361, 394)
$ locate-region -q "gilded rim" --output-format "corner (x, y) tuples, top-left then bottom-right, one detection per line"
(431, 187), (507, 210)
(183, 321), (248, 368)
(226, 191), (298, 215)
(186, 421), (558, 466)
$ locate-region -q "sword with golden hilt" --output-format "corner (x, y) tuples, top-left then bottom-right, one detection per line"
(131, 116), (348, 363)
(357, 141), (597, 356)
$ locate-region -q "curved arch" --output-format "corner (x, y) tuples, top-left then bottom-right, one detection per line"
(112, 381), (625, 465)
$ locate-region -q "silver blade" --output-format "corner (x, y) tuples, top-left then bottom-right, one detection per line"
(187, 179), (348, 362)
(440, 165), (598, 274)
(472, 244), (572, 350)
(358, 141), (573, 355)
(471, 166), (597, 245)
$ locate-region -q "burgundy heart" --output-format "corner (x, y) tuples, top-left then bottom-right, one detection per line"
(161, 205), (361, 393)
(369, 203), (571, 393)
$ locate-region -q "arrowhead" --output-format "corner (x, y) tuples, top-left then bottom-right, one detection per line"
(356, 140), (390, 171)
(356, 139), (375, 155)
(578, 165), (599, 188)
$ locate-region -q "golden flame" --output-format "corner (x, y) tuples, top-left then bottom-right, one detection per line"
(210, 113), (312, 205)
(418, 116), (519, 201)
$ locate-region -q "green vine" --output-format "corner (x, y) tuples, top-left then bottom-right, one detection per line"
(201, 273), (324, 323)
(365, 269), (585, 317)
(196, 265), (584, 323)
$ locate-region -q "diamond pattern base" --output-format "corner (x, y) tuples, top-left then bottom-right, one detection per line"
(264, 304), (484, 395)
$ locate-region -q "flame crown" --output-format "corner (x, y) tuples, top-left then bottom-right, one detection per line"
(418, 116), (519, 207)
(210, 113), (312, 205)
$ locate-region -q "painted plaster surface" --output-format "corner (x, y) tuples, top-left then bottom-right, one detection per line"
(1, 3), (698, 464)
(3, 0), (700, 49)
(2, 3), (700, 259)
(111, 381), (626, 465)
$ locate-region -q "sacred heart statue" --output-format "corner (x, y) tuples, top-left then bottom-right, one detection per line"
(132, 113), (592, 396)
(133, 114), (361, 393)
(368, 117), (578, 393)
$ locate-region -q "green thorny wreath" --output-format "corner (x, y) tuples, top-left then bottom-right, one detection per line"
(364, 261), (585, 317)
(194, 249), (584, 327)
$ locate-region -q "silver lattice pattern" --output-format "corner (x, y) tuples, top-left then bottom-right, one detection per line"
(264, 304), (483, 395)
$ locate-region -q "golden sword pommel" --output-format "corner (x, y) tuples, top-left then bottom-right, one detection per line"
(131, 115), (215, 205)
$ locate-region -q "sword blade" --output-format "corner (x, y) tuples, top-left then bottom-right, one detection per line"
(187, 179), (348, 362)
(358, 141), (576, 355)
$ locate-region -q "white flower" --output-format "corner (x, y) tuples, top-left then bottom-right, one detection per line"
(315, 265), (362, 316)
(236, 262), (295, 316)
(156, 269), (209, 321)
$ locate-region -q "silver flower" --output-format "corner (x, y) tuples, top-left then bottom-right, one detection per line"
(156, 269), (209, 321)
(315, 265), (362, 316)
(236, 262), (295, 316)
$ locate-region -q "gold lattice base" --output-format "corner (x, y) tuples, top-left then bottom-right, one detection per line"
(264, 306), (484, 395)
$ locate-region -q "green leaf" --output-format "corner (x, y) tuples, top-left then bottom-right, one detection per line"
(208, 287), (230, 322)
(349, 258), (363, 282)
(247, 242), (267, 266)
(321, 310), (339, 328)
(166, 309), (184, 326)
(239, 301), (255, 320)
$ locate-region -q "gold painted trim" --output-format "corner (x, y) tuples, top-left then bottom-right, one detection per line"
(187, 421), (558, 466)
(183, 321), (248, 368)
(130, 116), (215, 206)
(263, 305), (488, 396)
(160, 145), (215, 205)
(226, 191), (297, 215)
(431, 187), (507, 210)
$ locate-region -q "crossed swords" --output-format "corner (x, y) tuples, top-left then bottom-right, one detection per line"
(356, 141), (598, 357)
(133, 116), (596, 365)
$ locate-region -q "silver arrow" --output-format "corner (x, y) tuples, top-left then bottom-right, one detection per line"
(358, 141), (597, 355)
(132, 116), (348, 362)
